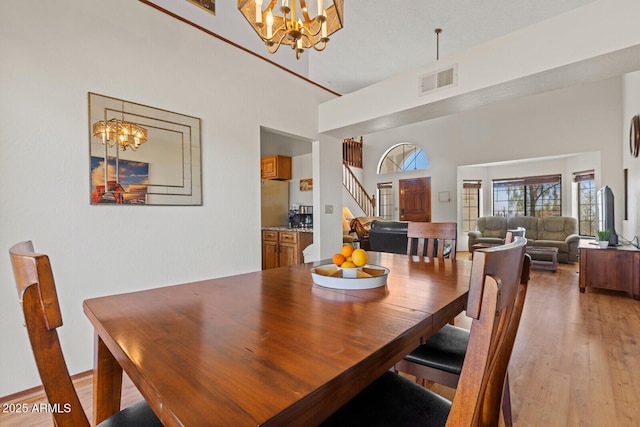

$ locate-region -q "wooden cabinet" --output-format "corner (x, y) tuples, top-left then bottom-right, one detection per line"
(262, 230), (313, 270)
(578, 239), (640, 299)
(261, 155), (292, 180)
(262, 231), (280, 270)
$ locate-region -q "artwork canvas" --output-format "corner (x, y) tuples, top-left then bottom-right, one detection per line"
(300, 179), (313, 191)
(186, 0), (215, 15)
(91, 156), (149, 204)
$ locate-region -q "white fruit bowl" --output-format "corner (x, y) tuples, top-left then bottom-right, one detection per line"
(310, 264), (389, 289)
(339, 266), (361, 278)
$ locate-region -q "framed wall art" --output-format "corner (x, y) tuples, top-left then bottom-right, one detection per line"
(186, 0), (215, 15)
(300, 179), (313, 191)
(89, 92), (202, 206)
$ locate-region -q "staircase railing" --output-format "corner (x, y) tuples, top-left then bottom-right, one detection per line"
(342, 161), (376, 217)
(343, 137), (363, 168)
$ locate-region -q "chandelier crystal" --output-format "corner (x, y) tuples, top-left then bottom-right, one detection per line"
(92, 118), (148, 151)
(238, 0), (344, 60)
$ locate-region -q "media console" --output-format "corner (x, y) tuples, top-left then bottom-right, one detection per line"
(578, 239), (640, 300)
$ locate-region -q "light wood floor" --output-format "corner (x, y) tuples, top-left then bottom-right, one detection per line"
(0, 374), (142, 427)
(2, 260), (640, 426)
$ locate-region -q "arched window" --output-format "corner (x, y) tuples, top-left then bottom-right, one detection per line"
(377, 143), (428, 174)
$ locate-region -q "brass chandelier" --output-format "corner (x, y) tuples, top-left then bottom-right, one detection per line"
(238, 0), (344, 60)
(92, 105), (148, 152)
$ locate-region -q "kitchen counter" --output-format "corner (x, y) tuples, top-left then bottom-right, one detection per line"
(262, 226), (313, 233)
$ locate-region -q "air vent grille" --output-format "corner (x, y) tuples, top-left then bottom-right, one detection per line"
(419, 65), (457, 96)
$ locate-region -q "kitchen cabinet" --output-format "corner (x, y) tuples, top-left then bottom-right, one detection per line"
(262, 230), (313, 270)
(262, 231), (280, 270)
(261, 155), (292, 180)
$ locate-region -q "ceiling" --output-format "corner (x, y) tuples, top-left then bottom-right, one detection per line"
(148, 0), (598, 95)
(261, 127), (313, 157)
(308, 0), (598, 94)
(146, 0), (607, 157)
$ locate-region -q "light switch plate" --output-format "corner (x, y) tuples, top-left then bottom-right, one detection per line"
(325, 204), (334, 214)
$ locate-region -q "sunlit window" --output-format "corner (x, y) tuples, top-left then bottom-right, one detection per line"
(377, 182), (393, 220)
(462, 180), (481, 232)
(377, 143), (428, 174)
(574, 170), (596, 236)
(492, 174), (562, 218)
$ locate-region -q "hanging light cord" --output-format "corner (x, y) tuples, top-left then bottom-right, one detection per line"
(435, 28), (442, 60)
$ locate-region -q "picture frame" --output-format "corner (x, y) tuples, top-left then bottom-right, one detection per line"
(91, 156), (149, 204)
(300, 179), (313, 191)
(88, 92), (202, 206)
(185, 0), (215, 15)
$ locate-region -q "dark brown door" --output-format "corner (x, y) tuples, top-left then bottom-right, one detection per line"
(399, 177), (431, 222)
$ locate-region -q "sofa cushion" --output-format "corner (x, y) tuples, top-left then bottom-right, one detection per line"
(538, 217), (577, 241)
(508, 216), (539, 240)
(477, 216), (507, 238)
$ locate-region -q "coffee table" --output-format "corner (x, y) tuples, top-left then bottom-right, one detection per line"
(526, 246), (558, 272)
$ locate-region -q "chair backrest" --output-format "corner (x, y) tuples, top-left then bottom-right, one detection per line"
(9, 241), (90, 427)
(506, 227), (526, 242)
(504, 227), (526, 246)
(406, 222), (457, 260)
(445, 237), (527, 427)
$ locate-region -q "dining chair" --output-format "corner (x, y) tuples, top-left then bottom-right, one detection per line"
(319, 237), (528, 427)
(406, 221), (457, 260)
(407, 221), (458, 326)
(9, 241), (163, 427)
(394, 231), (530, 426)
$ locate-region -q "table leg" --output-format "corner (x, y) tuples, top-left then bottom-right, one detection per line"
(93, 334), (123, 425)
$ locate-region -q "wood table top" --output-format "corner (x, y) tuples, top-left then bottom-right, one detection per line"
(579, 238), (639, 251)
(83, 252), (470, 427)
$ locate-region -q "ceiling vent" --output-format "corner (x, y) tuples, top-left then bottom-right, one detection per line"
(419, 65), (457, 96)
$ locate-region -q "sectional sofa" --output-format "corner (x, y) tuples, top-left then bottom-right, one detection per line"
(467, 216), (580, 263)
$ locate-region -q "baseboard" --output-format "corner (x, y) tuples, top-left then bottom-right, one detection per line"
(0, 369), (92, 403)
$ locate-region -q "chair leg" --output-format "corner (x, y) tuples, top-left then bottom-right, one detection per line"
(502, 372), (513, 427)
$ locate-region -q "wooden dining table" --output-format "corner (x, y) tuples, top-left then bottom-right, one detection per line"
(83, 252), (471, 427)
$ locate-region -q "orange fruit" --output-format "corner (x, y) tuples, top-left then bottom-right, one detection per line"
(341, 261), (356, 268)
(341, 244), (354, 258)
(351, 249), (368, 267)
(332, 253), (346, 266)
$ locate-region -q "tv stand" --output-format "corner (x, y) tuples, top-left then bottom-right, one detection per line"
(578, 239), (640, 300)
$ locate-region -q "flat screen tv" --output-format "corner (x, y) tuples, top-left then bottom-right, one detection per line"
(596, 185), (618, 246)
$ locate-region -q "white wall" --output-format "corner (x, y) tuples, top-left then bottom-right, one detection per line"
(351, 78), (622, 250)
(622, 71), (640, 243)
(313, 135), (343, 260)
(0, 0), (336, 396)
(289, 154), (314, 208)
(319, 0), (640, 137)
(146, 0), (310, 80)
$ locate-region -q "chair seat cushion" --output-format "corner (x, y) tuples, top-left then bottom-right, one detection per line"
(404, 324), (469, 375)
(97, 400), (163, 427)
(319, 371), (451, 427)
